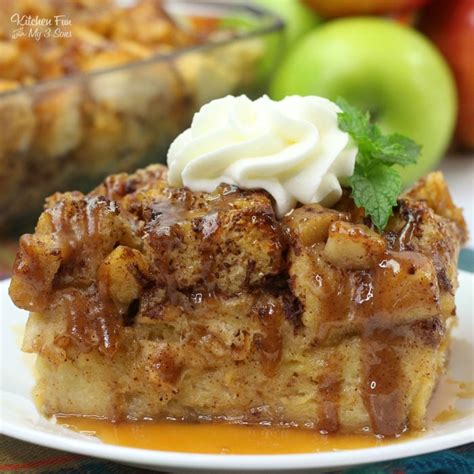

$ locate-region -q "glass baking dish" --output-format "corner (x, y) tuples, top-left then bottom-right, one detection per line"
(0, 0), (283, 235)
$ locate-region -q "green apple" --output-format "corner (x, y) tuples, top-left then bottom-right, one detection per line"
(221, 1), (320, 94)
(253, 0), (321, 55)
(222, 1), (320, 54)
(270, 17), (457, 184)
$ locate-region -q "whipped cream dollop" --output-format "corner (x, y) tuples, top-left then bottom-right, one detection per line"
(167, 95), (357, 217)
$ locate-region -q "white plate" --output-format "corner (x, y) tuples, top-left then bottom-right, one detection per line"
(1, 275), (473, 473)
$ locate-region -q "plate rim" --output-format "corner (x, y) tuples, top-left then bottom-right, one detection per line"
(1, 275), (474, 471)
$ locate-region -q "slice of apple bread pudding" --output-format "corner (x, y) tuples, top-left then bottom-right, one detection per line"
(9, 166), (466, 436)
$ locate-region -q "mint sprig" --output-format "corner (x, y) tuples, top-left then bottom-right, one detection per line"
(336, 98), (421, 231)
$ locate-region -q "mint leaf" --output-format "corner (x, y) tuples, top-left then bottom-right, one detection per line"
(372, 134), (421, 166)
(336, 97), (420, 230)
(350, 164), (401, 231)
(336, 98), (375, 142)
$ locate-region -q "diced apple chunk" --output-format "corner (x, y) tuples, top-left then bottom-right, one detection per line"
(8, 234), (62, 312)
(368, 251), (440, 323)
(284, 205), (348, 246)
(98, 246), (149, 306)
(323, 221), (386, 270)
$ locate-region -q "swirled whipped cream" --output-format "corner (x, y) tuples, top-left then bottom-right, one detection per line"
(167, 95), (357, 217)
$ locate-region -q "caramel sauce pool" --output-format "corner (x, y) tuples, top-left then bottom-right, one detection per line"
(56, 417), (412, 454)
(55, 376), (473, 454)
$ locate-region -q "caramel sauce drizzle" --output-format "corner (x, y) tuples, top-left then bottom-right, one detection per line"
(252, 298), (283, 377)
(354, 250), (441, 437)
(57, 198), (126, 355)
(361, 327), (406, 436)
(316, 361), (342, 434)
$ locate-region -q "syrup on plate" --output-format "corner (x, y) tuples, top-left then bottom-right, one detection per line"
(56, 417), (411, 454)
(56, 376), (473, 454)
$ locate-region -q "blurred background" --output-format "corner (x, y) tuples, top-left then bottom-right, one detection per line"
(0, 0), (472, 273)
